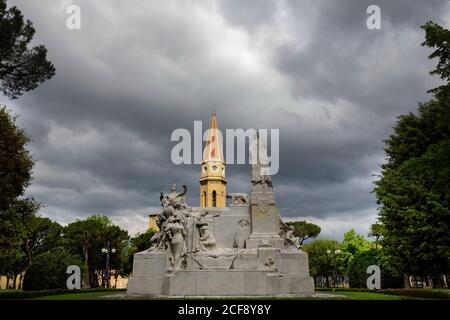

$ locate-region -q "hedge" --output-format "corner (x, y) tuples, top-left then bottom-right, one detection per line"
(0, 288), (126, 300)
(316, 287), (450, 300)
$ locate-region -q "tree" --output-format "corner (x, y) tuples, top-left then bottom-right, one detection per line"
(382, 99), (450, 170)
(119, 229), (156, 278)
(375, 140), (450, 285)
(0, 0), (55, 99)
(368, 223), (384, 242)
(337, 229), (371, 279)
(0, 204), (25, 288)
(132, 229), (156, 252)
(22, 212), (63, 268)
(303, 239), (341, 287)
(63, 215), (128, 288)
(0, 198), (62, 288)
(368, 223), (384, 248)
(286, 221), (321, 245)
(347, 248), (402, 289)
(374, 22), (450, 288)
(22, 247), (80, 291)
(421, 21), (450, 99)
(0, 106), (34, 212)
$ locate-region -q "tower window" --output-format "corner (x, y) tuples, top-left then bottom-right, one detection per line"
(212, 190), (217, 207)
(203, 191), (207, 206)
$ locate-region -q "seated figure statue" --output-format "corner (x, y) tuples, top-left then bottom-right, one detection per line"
(199, 224), (217, 250)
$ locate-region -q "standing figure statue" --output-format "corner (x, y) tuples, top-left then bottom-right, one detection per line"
(250, 133), (273, 188)
(165, 215), (186, 271)
(160, 184), (188, 211)
(148, 184), (188, 252)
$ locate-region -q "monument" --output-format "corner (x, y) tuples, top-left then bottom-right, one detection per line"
(127, 113), (314, 296)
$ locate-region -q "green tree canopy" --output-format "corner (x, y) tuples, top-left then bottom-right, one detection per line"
(382, 100), (450, 170)
(0, 0), (55, 98)
(286, 220), (321, 245)
(375, 140), (450, 279)
(374, 22), (450, 286)
(63, 215), (128, 288)
(347, 248), (402, 289)
(421, 21), (450, 99)
(118, 229), (156, 278)
(0, 198), (62, 287)
(0, 107), (34, 211)
(303, 239), (340, 286)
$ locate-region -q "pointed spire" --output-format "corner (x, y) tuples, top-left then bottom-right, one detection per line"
(203, 111), (224, 162)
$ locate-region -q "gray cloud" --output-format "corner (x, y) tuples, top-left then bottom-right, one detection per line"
(4, 0), (450, 237)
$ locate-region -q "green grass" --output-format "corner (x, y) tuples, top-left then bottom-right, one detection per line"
(32, 291), (120, 300)
(29, 290), (410, 300)
(332, 291), (406, 300)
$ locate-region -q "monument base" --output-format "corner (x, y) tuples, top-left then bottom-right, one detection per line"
(127, 248), (314, 296)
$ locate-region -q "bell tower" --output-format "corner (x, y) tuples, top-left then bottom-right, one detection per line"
(200, 112), (227, 207)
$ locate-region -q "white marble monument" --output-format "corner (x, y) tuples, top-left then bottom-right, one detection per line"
(127, 132), (314, 296)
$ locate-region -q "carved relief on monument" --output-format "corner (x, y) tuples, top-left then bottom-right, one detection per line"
(233, 219), (250, 249)
(279, 219), (301, 249)
(227, 193), (250, 206)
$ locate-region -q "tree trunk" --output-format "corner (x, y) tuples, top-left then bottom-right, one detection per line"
(26, 239), (33, 267)
(403, 274), (410, 288)
(13, 274), (18, 289)
(18, 273), (22, 289)
(83, 242), (90, 288)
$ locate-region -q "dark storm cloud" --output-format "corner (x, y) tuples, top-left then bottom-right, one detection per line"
(4, 0), (449, 236)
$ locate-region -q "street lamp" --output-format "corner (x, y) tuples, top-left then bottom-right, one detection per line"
(327, 248), (342, 287)
(101, 242), (116, 288)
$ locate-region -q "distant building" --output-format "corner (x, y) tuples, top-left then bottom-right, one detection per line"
(199, 112), (227, 207)
(148, 212), (159, 231)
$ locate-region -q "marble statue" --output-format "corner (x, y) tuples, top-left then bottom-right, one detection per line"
(128, 114), (314, 296)
(165, 215), (186, 271)
(199, 224), (217, 250)
(250, 133), (273, 188)
(279, 219), (301, 249)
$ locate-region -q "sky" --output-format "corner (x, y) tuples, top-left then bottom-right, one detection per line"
(4, 0), (450, 239)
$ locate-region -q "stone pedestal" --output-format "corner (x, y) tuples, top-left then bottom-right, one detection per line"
(247, 185), (284, 248)
(127, 248), (314, 296)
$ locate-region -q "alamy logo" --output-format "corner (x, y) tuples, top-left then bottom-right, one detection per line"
(366, 265), (381, 289)
(171, 122), (279, 175)
(66, 265), (81, 289)
(366, 5), (381, 30)
(66, 5), (81, 30)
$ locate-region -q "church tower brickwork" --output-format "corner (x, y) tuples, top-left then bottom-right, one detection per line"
(200, 112), (227, 207)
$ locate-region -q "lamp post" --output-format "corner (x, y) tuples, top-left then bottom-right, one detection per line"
(101, 242), (116, 288)
(327, 249), (342, 287)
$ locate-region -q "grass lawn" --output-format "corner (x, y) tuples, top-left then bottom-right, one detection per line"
(30, 290), (409, 300)
(32, 291), (121, 300)
(331, 291), (406, 300)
